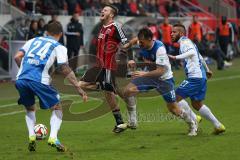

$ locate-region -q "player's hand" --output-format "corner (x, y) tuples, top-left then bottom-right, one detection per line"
(122, 43), (131, 49)
(128, 60), (136, 69)
(132, 71), (147, 78)
(206, 70), (213, 79)
(168, 55), (176, 60)
(81, 92), (88, 102)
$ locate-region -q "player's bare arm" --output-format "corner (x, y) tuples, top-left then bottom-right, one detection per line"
(60, 63), (88, 101)
(132, 65), (165, 78)
(14, 51), (25, 67)
(122, 37), (138, 49)
(200, 55), (213, 79)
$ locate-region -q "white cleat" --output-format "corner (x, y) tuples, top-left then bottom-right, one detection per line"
(127, 122), (138, 129)
(188, 120), (198, 136)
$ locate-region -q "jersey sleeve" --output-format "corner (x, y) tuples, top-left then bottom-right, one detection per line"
(155, 46), (168, 66)
(177, 40), (195, 59)
(114, 23), (128, 44)
(19, 38), (35, 54)
(180, 39), (195, 53)
(55, 45), (68, 64)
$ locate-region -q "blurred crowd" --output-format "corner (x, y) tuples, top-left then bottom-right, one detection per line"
(9, 0), (240, 18)
(1, 13), (238, 72)
(10, 0), (185, 17)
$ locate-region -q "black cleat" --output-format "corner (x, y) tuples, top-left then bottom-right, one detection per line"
(112, 123), (127, 133)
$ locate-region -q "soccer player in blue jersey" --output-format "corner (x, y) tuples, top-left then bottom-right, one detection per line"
(14, 22), (88, 152)
(169, 24), (225, 134)
(122, 27), (198, 136)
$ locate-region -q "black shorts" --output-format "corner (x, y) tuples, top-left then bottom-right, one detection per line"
(81, 67), (116, 92)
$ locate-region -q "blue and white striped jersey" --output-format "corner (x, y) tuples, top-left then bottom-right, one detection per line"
(178, 36), (206, 79)
(16, 36), (68, 85)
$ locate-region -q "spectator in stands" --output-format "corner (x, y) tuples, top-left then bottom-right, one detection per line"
(194, 34), (225, 70)
(15, 18), (29, 40)
(65, 13), (84, 59)
(165, 0), (180, 16)
(216, 16), (233, 58)
(159, 16), (172, 53)
(129, 0), (139, 16)
(148, 0), (158, 14)
(147, 22), (160, 40)
(160, 17), (180, 69)
(0, 36), (9, 71)
(37, 18), (46, 37)
(188, 15), (203, 42)
(27, 20), (39, 40)
(48, 15), (64, 45)
(66, 0), (78, 15)
(121, 0), (131, 16)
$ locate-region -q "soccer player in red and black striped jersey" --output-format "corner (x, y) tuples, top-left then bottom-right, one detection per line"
(79, 4), (128, 133)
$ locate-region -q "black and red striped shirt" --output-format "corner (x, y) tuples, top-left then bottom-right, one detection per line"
(97, 22), (127, 70)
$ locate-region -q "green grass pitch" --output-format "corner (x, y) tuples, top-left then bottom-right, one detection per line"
(0, 58), (240, 160)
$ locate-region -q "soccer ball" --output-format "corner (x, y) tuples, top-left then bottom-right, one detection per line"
(34, 124), (48, 140)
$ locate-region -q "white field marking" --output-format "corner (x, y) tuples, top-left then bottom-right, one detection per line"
(0, 95), (99, 117)
(0, 111), (25, 117)
(0, 94), (82, 109)
(1, 75), (240, 116)
(208, 75), (240, 82)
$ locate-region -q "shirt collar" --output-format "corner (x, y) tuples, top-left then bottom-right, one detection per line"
(178, 36), (186, 43)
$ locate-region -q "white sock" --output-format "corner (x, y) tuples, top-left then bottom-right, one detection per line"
(199, 105), (221, 128)
(128, 105), (137, 125)
(179, 109), (193, 124)
(25, 111), (36, 137)
(126, 96), (137, 125)
(178, 99), (197, 121)
(49, 110), (62, 139)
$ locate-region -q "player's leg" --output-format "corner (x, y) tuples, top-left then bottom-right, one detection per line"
(15, 79), (37, 151)
(162, 79), (198, 136)
(78, 67), (102, 90)
(189, 79), (225, 134)
(104, 91), (127, 133)
(120, 83), (139, 129)
(176, 96), (200, 123)
(102, 69), (127, 133)
(191, 100), (225, 134)
(31, 81), (66, 151)
(162, 92), (198, 136)
(48, 104), (66, 152)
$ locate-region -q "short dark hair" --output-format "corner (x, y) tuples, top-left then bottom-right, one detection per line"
(47, 21), (63, 35)
(104, 4), (118, 17)
(137, 27), (153, 40)
(173, 23), (186, 34)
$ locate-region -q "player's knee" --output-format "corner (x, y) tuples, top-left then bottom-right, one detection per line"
(123, 85), (137, 97)
(25, 105), (36, 111)
(191, 101), (202, 111)
(51, 103), (62, 110)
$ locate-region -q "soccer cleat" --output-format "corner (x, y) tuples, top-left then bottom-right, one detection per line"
(28, 135), (36, 152)
(213, 124), (226, 135)
(112, 123), (128, 133)
(48, 137), (67, 152)
(188, 120), (198, 136)
(127, 122), (137, 130)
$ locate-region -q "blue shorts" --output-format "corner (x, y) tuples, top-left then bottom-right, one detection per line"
(176, 78), (207, 101)
(15, 79), (60, 109)
(131, 77), (176, 103)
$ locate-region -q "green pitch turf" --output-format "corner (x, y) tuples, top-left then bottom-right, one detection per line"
(0, 58), (240, 160)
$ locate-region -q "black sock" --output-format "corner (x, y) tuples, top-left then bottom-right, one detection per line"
(112, 109), (124, 125)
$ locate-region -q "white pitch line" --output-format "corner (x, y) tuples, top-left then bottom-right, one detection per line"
(208, 75), (240, 82)
(1, 74), (240, 117)
(0, 111), (25, 117)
